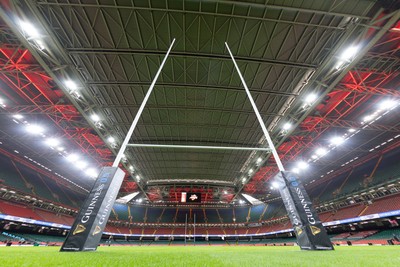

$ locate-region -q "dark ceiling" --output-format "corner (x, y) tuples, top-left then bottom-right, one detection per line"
(0, 0), (399, 205)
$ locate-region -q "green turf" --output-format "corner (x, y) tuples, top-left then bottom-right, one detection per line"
(0, 245), (399, 267)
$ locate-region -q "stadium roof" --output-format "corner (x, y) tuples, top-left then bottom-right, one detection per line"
(0, 0), (399, 205)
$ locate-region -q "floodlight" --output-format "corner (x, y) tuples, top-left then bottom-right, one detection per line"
(297, 161), (309, 169)
(379, 99), (397, 110)
(13, 114), (24, 120)
(362, 114), (375, 122)
(282, 122), (292, 131)
(339, 45), (359, 61)
(19, 20), (40, 38)
(35, 39), (45, 50)
(46, 138), (61, 147)
(91, 114), (100, 122)
(64, 80), (78, 91)
(316, 147), (328, 156)
(26, 124), (44, 134)
(76, 161), (88, 170)
(330, 136), (345, 146)
(107, 136), (116, 143)
(66, 153), (79, 163)
(304, 93), (317, 104)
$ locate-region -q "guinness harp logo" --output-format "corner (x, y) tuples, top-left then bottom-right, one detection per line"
(295, 226), (303, 236)
(92, 225), (102, 236)
(73, 224), (86, 235)
(310, 225), (321, 236)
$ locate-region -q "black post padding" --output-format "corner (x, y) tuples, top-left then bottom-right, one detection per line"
(60, 167), (125, 252)
(274, 171), (334, 250)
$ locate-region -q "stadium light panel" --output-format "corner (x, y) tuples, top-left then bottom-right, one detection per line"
(91, 114), (100, 122)
(46, 138), (60, 147)
(64, 80), (78, 91)
(282, 122), (291, 131)
(129, 165), (134, 171)
(26, 124), (45, 134)
(297, 161), (309, 170)
(19, 20), (40, 38)
(35, 39), (46, 50)
(136, 175), (140, 181)
(330, 136), (345, 146)
(76, 161), (88, 170)
(339, 45), (359, 61)
(13, 114), (24, 120)
(316, 147), (328, 156)
(248, 169), (254, 174)
(348, 128), (356, 133)
(362, 114), (375, 122)
(256, 157), (262, 163)
(107, 136), (116, 143)
(379, 99), (397, 110)
(304, 93), (317, 104)
(66, 153), (79, 163)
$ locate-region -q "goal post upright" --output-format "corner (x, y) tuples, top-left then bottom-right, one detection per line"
(60, 39), (176, 252)
(225, 42), (333, 251)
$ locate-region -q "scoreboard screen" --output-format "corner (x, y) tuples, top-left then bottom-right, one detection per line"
(181, 192), (201, 203)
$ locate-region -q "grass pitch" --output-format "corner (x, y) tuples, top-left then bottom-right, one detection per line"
(0, 245), (399, 267)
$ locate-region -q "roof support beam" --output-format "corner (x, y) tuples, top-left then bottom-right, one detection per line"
(127, 143), (270, 152)
(36, 1), (352, 29)
(87, 81), (298, 97)
(68, 48), (316, 69)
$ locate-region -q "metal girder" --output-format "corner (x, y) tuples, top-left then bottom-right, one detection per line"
(0, 46), (110, 163)
(2, 0), (399, 207)
(336, 84), (400, 97)
(127, 143), (270, 152)
(301, 116), (400, 132)
(86, 81), (299, 97)
(241, 9), (400, 195)
(2, 104), (81, 118)
(146, 179), (235, 187)
(36, 1), (356, 30)
(95, 104), (282, 117)
(68, 48), (316, 69)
